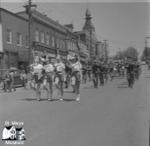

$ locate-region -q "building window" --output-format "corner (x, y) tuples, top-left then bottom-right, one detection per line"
(35, 29), (39, 42)
(52, 36), (55, 47)
(46, 33), (50, 45)
(56, 38), (59, 49)
(40, 31), (45, 43)
(26, 35), (29, 47)
(6, 29), (12, 44)
(17, 33), (22, 46)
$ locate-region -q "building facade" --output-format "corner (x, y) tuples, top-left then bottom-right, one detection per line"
(96, 41), (106, 60)
(0, 6), (100, 71)
(0, 8), (28, 70)
(17, 9), (68, 61)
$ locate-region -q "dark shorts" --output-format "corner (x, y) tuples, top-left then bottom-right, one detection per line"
(46, 72), (53, 83)
(33, 74), (44, 84)
(54, 72), (64, 84)
(72, 71), (81, 82)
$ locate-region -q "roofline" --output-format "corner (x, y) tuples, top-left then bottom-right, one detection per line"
(0, 8), (28, 22)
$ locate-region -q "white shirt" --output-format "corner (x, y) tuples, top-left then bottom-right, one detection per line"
(33, 64), (43, 74)
(55, 62), (65, 72)
(72, 61), (82, 72)
(44, 64), (54, 73)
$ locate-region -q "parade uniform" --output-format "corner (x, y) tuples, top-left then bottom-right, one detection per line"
(71, 61), (82, 100)
(32, 63), (44, 84)
(92, 62), (99, 88)
(54, 62), (65, 83)
(44, 64), (54, 83)
(43, 63), (54, 99)
(54, 61), (65, 98)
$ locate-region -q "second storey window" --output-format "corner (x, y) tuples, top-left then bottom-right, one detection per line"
(35, 29), (39, 42)
(6, 29), (12, 44)
(46, 33), (49, 45)
(52, 36), (55, 47)
(40, 31), (45, 43)
(17, 33), (22, 46)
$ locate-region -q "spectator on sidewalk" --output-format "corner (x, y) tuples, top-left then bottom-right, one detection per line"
(3, 71), (11, 92)
(9, 70), (16, 92)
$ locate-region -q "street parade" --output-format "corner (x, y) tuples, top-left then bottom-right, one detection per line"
(0, 1), (149, 146)
(0, 51), (143, 102)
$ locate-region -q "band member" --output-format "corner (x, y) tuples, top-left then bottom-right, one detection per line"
(43, 58), (54, 101)
(92, 61), (99, 88)
(32, 58), (44, 101)
(70, 55), (82, 101)
(54, 57), (65, 101)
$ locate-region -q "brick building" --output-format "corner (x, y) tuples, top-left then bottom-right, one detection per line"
(17, 9), (68, 61)
(0, 8), (28, 70)
(0, 6), (99, 71)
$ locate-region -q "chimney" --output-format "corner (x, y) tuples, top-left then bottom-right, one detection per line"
(64, 24), (74, 32)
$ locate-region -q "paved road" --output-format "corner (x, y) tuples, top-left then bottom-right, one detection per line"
(0, 65), (149, 146)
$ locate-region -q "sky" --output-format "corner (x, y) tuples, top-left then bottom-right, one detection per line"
(0, 0), (149, 56)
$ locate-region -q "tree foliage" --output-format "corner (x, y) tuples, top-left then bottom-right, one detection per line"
(113, 46), (138, 60)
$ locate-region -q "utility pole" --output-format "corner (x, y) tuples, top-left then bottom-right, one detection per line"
(24, 0), (36, 65)
(104, 40), (108, 63)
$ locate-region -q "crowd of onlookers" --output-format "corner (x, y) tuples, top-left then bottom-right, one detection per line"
(0, 70), (16, 92)
(0, 69), (32, 93)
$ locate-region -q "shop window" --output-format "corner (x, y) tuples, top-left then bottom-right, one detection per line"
(52, 36), (55, 47)
(35, 29), (39, 42)
(17, 33), (22, 46)
(46, 33), (50, 45)
(40, 31), (45, 43)
(6, 29), (12, 44)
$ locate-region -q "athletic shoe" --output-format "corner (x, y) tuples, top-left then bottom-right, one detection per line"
(76, 94), (80, 101)
(59, 98), (64, 101)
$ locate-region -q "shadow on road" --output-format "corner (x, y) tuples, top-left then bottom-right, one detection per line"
(117, 82), (128, 88)
(63, 98), (76, 102)
(20, 98), (60, 102)
(19, 98), (77, 102)
(64, 90), (74, 93)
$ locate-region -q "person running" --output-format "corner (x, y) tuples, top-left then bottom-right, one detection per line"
(70, 55), (82, 101)
(92, 60), (99, 88)
(54, 57), (65, 101)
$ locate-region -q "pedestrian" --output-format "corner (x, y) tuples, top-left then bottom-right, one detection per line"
(9, 70), (16, 92)
(3, 71), (11, 92)
(91, 60), (99, 88)
(20, 70), (27, 89)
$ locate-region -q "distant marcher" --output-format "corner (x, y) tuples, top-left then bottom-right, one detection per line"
(9, 71), (16, 92)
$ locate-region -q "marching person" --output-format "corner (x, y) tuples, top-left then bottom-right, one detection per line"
(92, 60), (99, 88)
(32, 58), (44, 101)
(70, 55), (82, 101)
(54, 57), (65, 101)
(43, 58), (54, 101)
(9, 70), (16, 92)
